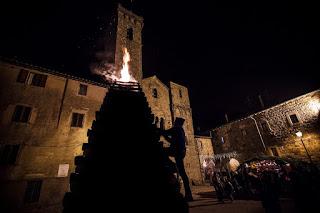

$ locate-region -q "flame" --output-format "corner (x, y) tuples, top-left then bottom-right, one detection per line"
(119, 48), (136, 82)
(91, 47), (137, 83)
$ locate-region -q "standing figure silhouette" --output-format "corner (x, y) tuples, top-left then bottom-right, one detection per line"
(162, 117), (193, 201)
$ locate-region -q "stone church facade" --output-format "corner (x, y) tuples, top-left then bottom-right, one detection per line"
(0, 5), (202, 213)
(212, 89), (320, 165)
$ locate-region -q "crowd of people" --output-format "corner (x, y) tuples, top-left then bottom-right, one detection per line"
(203, 158), (238, 203)
(204, 157), (320, 212)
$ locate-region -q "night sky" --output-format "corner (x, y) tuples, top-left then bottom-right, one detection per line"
(1, 0), (319, 130)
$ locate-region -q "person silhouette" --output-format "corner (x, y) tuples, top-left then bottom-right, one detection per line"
(161, 117), (194, 201)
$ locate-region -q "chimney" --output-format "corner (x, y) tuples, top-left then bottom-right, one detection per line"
(224, 113), (229, 123)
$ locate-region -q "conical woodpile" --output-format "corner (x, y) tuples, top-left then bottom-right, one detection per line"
(63, 82), (188, 212)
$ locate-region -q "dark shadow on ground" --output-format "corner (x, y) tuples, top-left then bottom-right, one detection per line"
(197, 190), (261, 201)
(189, 200), (233, 208)
(197, 190), (215, 198)
(195, 190), (296, 212)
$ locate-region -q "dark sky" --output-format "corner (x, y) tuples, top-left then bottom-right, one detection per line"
(1, 0), (319, 130)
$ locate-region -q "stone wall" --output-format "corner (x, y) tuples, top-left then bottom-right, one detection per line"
(212, 90), (320, 164)
(195, 136), (214, 158)
(195, 135), (214, 180)
(141, 76), (172, 129)
(170, 82), (202, 184)
(0, 61), (107, 213)
(142, 78), (203, 184)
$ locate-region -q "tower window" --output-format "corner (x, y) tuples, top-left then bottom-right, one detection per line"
(160, 118), (165, 130)
(199, 141), (203, 150)
(154, 116), (159, 126)
(127, 28), (133, 41)
(78, 84), (88, 96)
(0, 144), (20, 165)
(179, 89), (183, 98)
(12, 105), (32, 123)
(24, 180), (42, 203)
(152, 88), (158, 98)
(71, 113), (84, 128)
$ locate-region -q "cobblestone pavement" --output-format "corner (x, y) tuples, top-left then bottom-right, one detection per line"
(188, 185), (295, 213)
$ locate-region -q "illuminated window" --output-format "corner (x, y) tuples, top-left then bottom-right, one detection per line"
(221, 136), (225, 144)
(24, 180), (42, 203)
(71, 113), (84, 128)
(152, 88), (158, 98)
(289, 114), (299, 124)
(79, 84), (88, 96)
(127, 28), (133, 40)
(17, 69), (47, 87)
(0, 144), (20, 164)
(12, 105), (32, 123)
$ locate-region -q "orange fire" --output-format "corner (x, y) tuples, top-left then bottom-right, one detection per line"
(92, 47), (137, 83)
(119, 48), (136, 82)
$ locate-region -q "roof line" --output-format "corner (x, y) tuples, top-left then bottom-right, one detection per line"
(0, 57), (111, 88)
(118, 4), (144, 22)
(142, 75), (169, 90)
(212, 88), (320, 131)
(169, 81), (186, 88)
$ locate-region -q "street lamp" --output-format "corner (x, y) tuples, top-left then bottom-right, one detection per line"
(295, 131), (302, 138)
(295, 131), (313, 164)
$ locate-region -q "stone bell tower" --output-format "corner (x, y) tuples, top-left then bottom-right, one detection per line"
(114, 4), (143, 82)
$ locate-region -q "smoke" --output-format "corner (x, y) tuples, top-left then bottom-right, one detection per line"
(90, 50), (119, 82)
(90, 47), (137, 83)
(90, 60), (118, 81)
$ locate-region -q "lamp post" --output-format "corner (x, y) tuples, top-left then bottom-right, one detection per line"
(295, 131), (313, 164)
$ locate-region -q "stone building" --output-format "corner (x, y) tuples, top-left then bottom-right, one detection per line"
(195, 135), (214, 162)
(195, 135), (214, 181)
(212, 89), (320, 165)
(0, 5), (202, 213)
(0, 61), (107, 213)
(141, 77), (202, 183)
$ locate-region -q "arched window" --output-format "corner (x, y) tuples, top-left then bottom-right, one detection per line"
(154, 116), (159, 126)
(152, 88), (158, 98)
(127, 28), (133, 40)
(160, 118), (165, 130)
(179, 89), (182, 98)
